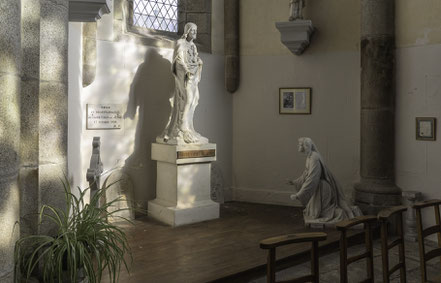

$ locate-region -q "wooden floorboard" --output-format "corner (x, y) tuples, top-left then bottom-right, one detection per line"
(103, 202), (360, 283)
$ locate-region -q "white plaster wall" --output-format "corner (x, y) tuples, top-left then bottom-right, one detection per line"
(396, 43), (441, 230)
(233, 0), (360, 206)
(395, 0), (441, 239)
(68, 3), (232, 210)
(232, 53), (360, 206)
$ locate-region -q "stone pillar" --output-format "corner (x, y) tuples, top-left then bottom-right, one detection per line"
(20, 0), (41, 237)
(354, 0), (400, 214)
(38, 0), (69, 216)
(224, 0), (239, 93)
(20, 0), (69, 238)
(0, 2), (21, 282)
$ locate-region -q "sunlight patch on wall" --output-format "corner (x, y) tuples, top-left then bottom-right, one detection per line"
(0, 181), (19, 253)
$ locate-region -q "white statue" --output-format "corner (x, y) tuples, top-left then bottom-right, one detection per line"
(289, 0), (305, 21)
(288, 137), (362, 224)
(158, 22), (208, 145)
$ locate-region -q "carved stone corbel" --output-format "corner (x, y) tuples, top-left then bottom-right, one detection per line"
(276, 0), (314, 56)
(275, 20), (314, 55)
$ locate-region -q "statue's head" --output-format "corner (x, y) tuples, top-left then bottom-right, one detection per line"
(298, 137), (315, 155)
(182, 22), (197, 41)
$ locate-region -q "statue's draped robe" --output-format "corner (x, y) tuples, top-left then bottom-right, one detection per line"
(293, 151), (359, 223)
(161, 38), (206, 144)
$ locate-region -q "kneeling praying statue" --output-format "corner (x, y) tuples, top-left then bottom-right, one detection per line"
(288, 137), (362, 225)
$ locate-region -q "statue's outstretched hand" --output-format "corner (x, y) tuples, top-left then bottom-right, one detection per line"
(290, 194), (298, 201)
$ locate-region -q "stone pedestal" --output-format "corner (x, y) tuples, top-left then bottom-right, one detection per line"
(148, 143), (219, 226)
(402, 191), (422, 241)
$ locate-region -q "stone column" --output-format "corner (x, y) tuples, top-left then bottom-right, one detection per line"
(20, 0), (41, 237)
(0, 2), (21, 282)
(354, 0), (401, 214)
(224, 0), (239, 93)
(20, 0), (69, 238)
(38, 0), (69, 225)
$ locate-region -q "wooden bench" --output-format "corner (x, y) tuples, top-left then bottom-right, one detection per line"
(378, 205), (408, 282)
(413, 199), (441, 282)
(336, 215), (377, 283)
(260, 232), (327, 283)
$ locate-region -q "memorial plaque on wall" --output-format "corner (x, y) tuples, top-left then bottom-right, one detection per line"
(86, 104), (123, 130)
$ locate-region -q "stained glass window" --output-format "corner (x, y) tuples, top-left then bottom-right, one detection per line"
(133, 0), (178, 32)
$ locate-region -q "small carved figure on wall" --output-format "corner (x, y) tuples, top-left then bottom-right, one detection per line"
(289, 0), (305, 21)
(158, 22), (208, 145)
(288, 137), (362, 225)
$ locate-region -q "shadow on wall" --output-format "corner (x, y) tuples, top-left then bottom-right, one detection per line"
(123, 48), (175, 212)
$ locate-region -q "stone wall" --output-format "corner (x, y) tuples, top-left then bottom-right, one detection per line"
(178, 0), (212, 51)
(0, 2), (21, 281)
(20, 0), (69, 235)
(0, 0), (69, 281)
(38, 0), (69, 218)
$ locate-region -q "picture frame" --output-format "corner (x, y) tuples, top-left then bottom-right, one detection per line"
(279, 88), (311, 114)
(416, 117), (436, 141)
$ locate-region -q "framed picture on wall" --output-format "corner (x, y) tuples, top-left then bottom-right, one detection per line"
(416, 117), (436, 141)
(279, 88), (311, 114)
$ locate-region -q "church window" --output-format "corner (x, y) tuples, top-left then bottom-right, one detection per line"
(113, 0), (211, 52)
(132, 0), (178, 32)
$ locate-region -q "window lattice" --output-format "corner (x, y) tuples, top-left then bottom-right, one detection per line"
(133, 0), (178, 32)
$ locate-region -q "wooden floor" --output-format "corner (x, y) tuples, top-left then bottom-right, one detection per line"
(104, 202), (359, 283)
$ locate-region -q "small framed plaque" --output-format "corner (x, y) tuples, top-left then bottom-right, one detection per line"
(87, 104), (123, 130)
(416, 117), (436, 141)
(279, 88), (311, 114)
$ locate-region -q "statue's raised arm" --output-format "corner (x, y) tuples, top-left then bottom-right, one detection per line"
(158, 22), (208, 145)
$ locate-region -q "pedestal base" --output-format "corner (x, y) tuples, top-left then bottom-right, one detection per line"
(148, 143), (219, 226)
(354, 180), (401, 215)
(402, 191), (422, 242)
(148, 199), (219, 227)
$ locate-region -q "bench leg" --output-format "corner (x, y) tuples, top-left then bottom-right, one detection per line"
(381, 221), (389, 283)
(267, 248), (275, 283)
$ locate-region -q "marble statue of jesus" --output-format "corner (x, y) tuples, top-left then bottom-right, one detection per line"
(157, 22), (208, 145)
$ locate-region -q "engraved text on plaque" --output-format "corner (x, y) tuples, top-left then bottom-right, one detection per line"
(87, 104), (123, 130)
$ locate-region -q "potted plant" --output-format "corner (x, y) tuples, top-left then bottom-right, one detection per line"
(14, 178), (132, 283)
